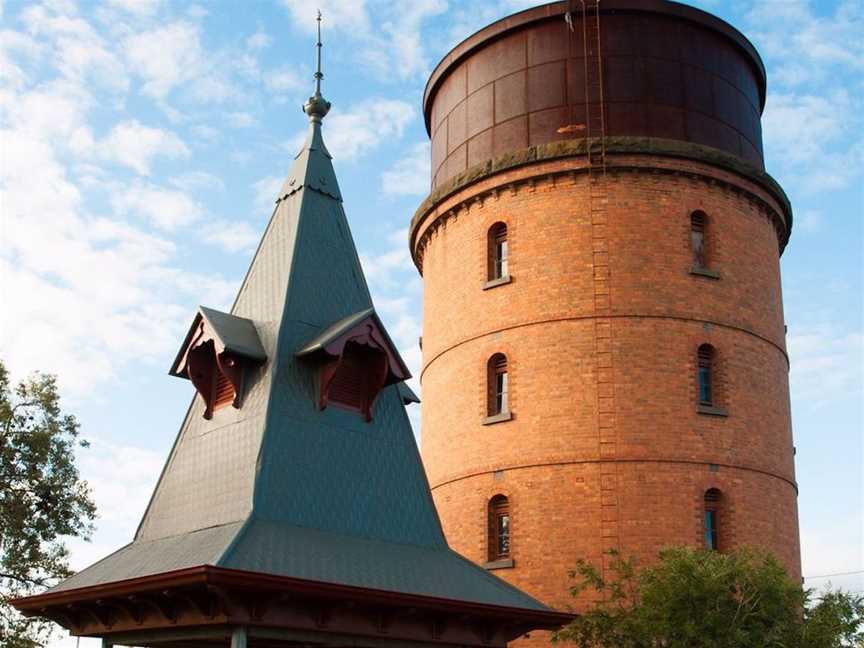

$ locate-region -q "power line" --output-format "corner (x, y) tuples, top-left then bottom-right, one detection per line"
(804, 570), (864, 580)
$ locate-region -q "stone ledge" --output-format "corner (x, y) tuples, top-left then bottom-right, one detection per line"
(690, 266), (721, 279)
(698, 404), (729, 417)
(482, 411), (513, 426)
(483, 558), (514, 570)
(483, 275), (512, 290)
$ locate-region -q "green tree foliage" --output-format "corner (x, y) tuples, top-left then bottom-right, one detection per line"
(0, 360), (97, 647)
(554, 547), (864, 648)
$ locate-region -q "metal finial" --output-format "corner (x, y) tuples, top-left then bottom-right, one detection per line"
(303, 9), (331, 121)
(314, 10), (323, 96)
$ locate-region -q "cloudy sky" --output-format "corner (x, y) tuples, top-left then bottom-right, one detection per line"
(0, 0), (861, 645)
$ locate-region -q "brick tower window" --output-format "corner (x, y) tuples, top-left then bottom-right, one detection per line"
(690, 211), (719, 279)
(697, 344), (715, 406)
(487, 353), (509, 416)
(691, 211), (707, 268)
(488, 222), (509, 281)
(704, 488), (722, 551)
(488, 495), (511, 561)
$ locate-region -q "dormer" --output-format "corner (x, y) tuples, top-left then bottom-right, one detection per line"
(297, 308), (411, 421)
(169, 306), (266, 420)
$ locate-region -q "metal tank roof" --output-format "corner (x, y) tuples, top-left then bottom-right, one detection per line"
(423, 0), (767, 135)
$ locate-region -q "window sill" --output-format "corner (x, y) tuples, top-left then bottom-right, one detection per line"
(690, 266), (721, 280)
(482, 411), (513, 425)
(483, 274), (512, 290)
(697, 404), (728, 417)
(483, 558), (514, 570)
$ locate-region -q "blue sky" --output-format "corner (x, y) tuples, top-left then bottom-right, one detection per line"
(0, 0), (861, 644)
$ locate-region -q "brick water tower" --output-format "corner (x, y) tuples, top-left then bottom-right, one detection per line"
(410, 0), (800, 631)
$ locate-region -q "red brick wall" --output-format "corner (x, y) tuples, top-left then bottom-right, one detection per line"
(415, 154), (800, 643)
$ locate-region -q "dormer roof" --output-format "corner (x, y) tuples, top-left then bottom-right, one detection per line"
(169, 306), (266, 378)
(296, 306), (411, 380)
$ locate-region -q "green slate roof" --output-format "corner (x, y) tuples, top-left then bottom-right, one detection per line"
(49, 101), (551, 615)
(397, 381), (421, 404)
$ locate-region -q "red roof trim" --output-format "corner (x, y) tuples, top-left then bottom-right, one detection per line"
(13, 565), (573, 627)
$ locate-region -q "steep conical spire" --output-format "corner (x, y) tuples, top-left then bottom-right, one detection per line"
(303, 11), (330, 122)
(279, 11), (339, 201)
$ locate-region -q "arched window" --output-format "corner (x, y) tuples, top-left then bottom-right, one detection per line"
(697, 344), (714, 406)
(488, 495), (511, 561)
(487, 353), (509, 416)
(488, 223), (509, 281)
(704, 488), (721, 550)
(691, 211), (707, 269)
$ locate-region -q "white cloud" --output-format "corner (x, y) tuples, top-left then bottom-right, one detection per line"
(170, 170), (225, 193)
(123, 21), (202, 99)
(0, 26), (44, 89)
(265, 65), (305, 95)
(382, 142), (430, 196)
(762, 90), (862, 193)
(112, 182), (205, 230)
(246, 29), (271, 51)
(746, 0), (864, 88)
(201, 220), (261, 253)
(744, 1), (863, 195)
(280, 0), (446, 80)
(787, 325), (864, 409)
(280, 0), (370, 34)
(77, 437), (164, 529)
(227, 111), (257, 128)
(324, 98), (415, 161)
(796, 210), (823, 233)
(98, 120), (189, 175)
(253, 174), (283, 211)
(361, 0), (448, 80)
(0, 78), (92, 141)
(106, 0), (163, 16)
(121, 17), (273, 106)
(21, 1), (129, 92)
(191, 123), (220, 142)
(445, 0), (537, 51)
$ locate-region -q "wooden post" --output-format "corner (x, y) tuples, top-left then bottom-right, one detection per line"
(231, 626), (248, 648)
(101, 640), (114, 648)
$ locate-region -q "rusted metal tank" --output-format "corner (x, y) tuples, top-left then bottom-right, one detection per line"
(425, 0), (767, 190)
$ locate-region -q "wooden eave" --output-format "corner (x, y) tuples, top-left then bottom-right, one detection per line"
(13, 566), (572, 646)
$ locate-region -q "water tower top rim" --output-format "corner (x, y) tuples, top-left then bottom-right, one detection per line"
(422, 0), (767, 136)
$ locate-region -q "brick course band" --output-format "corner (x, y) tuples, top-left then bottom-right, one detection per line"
(408, 137), (793, 271)
(430, 459), (798, 494)
(419, 313), (789, 382)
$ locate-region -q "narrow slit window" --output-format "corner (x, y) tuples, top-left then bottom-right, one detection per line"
(704, 488), (721, 551)
(488, 495), (511, 560)
(488, 353), (509, 416)
(691, 211), (707, 269)
(488, 223), (509, 281)
(697, 344), (714, 406)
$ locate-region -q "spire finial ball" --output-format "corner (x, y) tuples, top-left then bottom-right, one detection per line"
(304, 10), (330, 121)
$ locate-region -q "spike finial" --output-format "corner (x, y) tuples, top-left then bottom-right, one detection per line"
(304, 10), (331, 122)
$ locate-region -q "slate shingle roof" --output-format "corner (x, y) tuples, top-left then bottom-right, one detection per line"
(49, 110), (551, 614)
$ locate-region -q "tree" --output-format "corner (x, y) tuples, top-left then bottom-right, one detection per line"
(0, 359), (97, 647)
(554, 547), (864, 648)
